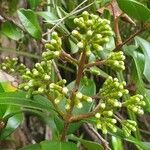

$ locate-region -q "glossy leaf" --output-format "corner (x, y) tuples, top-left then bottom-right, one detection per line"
(68, 134), (103, 150)
(17, 9), (42, 39)
(110, 129), (150, 150)
(1, 21), (23, 40)
(40, 141), (77, 150)
(0, 106), (23, 140)
(0, 91), (55, 113)
(123, 45), (150, 112)
(67, 78), (96, 115)
(112, 136), (123, 150)
(135, 36), (150, 82)
(36, 11), (59, 24)
(117, 0), (150, 21)
(19, 141), (77, 150)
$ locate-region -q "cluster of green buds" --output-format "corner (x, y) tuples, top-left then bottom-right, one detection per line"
(105, 51), (125, 71)
(123, 94), (145, 115)
(88, 66), (101, 76)
(42, 32), (62, 60)
(99, 76), (128, 102)
(0, 57), (27, 75)
(93, 76), (145, 135)
(122, 120), (137, 137)
(72, 11), (113, 57)
(95, 109), (117, 134)
(19, 60), (52, 98)
(65, 92), (93, 110)
(49, 80), (69, 104)
(94, 77), (128, 134)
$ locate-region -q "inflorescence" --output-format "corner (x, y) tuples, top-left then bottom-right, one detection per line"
(0, 11), (145, 137)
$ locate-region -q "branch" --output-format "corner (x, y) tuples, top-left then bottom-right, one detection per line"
(68, 102), (102, 123)
(0, 13), (25, 32)
(113, 28), (145, 51)
(52, 60), (62, 80)
(60, 51), (78, 65)
(74, 51), (86, 90)
(85, 60), (105, 68)
(60, 122), (70, 141)
(85, 123), (111, 150)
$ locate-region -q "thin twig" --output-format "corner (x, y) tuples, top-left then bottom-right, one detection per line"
(85, 60), (105, 68)
(52, 60), (62, 80)
(0, 47), (40, 59)
(113, 28), (145, 51)
(85, 123), (111, 150)
(0, 13), (25, 32)
(68, 102), (102, 123)
(42, 0), (95, 37)
(60, 51), (78, 65)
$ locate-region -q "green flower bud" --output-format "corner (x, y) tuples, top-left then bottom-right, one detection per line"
(45, 43), (55, 50)
(86, 20), (93, 26)
(100, 103), (106, 109)
(76, 92), (83, 99)
(82, 11), (89, 20)
(77, 102), (83, 109)
(38, 87), (44, 93)
(24, 85), (29, 90)
(65, 103), (70, 110)
(54, 97), (60, 104)
(52, 32), (58, 38)
(102, 126), (108, 134)
(33, 69), (39, 76)
(62, 87), (68, 94)
(92, 44), (103, 51)
(51, 39), (57, 45)
(96, 123), (102, 129)
(95, 113), (101, 118)
(44, 74), (50, 80)
(87, 30), (93, 36)
(77, 42), (84, 48)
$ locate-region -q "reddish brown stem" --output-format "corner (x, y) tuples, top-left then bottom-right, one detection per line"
(113, 28), (145, 51)
(85, 60), (105, 68)
(60, 51), (78, 65)
(74, 50), (86, 90)
(60, 122), (70, 141)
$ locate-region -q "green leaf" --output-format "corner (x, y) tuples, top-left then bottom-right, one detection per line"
(68, 134), (103, 150)
(27, 0), (41, 10)
(40, 141), (77, 150)
(123, 45), (150, 112)
(36, 11), (59, 24)
(17, 9), (42, 40)
(1, 21), (23, 40)
(110, 129), (150, 150)
(67, 78), (96, 115)
(111, 136), (123, 150)
(19, 141), (77, 150)
(135, 36), (150, 82)
(117, 0), (150, 21)
(0, 91), (55, 113)
(0, 106), (23, 140)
